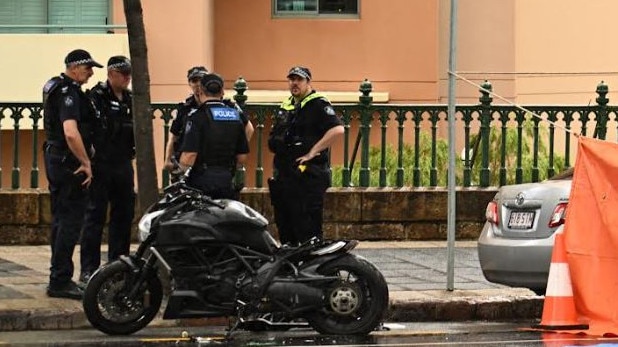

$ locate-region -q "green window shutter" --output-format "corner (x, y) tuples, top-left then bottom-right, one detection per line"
(0, 0), (46, 33)
(48, 0), (108, 33)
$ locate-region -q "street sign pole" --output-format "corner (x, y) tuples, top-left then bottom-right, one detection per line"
(446, 0), (458, 291)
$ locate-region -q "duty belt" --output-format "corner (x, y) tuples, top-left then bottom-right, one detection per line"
(43, 142), (68, 156)
(193, 164), (231, 175)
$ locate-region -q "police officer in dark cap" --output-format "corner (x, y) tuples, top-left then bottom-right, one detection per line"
(165, 67), (254, 184)
(42, 48), (102, 299)
(79, 55), (136, 286)
(268, 66), (344, 245)
(164, 66), (209, 179)
(177, 72), (250, 199)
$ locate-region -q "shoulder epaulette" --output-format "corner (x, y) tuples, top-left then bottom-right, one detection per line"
(91, 81), (107, 96)
(42, 76), (63, 94)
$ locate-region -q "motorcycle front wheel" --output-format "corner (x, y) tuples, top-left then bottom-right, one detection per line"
(306, 254), (389, 335)
(83, 260), (163, 335)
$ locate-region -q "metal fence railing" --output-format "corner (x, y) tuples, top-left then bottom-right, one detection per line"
(1, 80), (615, 189)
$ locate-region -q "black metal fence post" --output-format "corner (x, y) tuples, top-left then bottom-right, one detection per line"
(358, 79), (373, 187)
(595, 80), (609, 140)
(479, 80), (493, 187)
(233, 76), (249, 189)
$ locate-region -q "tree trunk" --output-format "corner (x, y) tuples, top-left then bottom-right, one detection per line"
(123, 0), (159, 214)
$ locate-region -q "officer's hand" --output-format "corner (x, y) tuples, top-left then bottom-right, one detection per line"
(164, 158), (175, 171)
(74, 164), (93, 189)
(296, 150), (319, 165)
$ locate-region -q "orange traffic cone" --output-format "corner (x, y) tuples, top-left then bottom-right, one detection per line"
(533, 227), (588, 330)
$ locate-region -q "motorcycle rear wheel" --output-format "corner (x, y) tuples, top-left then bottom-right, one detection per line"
(83, 260), (163, 335)
(306, 254), (389, 335)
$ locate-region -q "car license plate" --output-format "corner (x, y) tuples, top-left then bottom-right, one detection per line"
(508, 211), (535, 229)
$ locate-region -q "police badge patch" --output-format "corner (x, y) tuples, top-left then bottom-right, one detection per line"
(324, 105), (336, 116)
(43, 79), (57, 93)
(64, 96), (74, 107)
(210, 107), (240, 121)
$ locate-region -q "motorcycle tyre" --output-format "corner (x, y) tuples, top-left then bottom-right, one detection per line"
(306, 254), (389, 335)
(83, 260), (163, 335)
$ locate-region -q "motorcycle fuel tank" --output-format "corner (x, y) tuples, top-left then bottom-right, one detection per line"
(156, 201), (278, 253)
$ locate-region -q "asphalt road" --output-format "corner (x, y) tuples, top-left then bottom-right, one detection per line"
(2, 321), (615, 346)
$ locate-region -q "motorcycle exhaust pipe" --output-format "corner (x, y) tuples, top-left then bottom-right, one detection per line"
(266, 282), (324, 307)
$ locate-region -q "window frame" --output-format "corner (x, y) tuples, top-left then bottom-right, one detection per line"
(0, 0), (112, 34)
(272, 0), (360, 18)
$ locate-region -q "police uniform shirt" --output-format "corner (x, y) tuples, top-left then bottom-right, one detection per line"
(170, 95), (199, 137)
(89, 81), (134, 161)
(287, 91), (342, 162)
(180, 100), (249, 168)
(43, 73), (96, 147)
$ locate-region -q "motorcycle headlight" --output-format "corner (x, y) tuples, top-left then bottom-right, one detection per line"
(137, 210), (165, 242)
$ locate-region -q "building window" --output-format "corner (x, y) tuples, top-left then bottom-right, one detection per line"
(0, 0), (109, 34)
(274, 0), (359, 17)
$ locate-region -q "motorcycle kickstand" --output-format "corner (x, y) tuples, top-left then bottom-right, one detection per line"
(226, 300), (249, 339)
(226, 319), (240, 339)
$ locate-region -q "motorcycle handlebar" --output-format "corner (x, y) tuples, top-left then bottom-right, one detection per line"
(164, 167), (194, 194)
(163, 166), (225, 209)
(180, 167), (192, 183)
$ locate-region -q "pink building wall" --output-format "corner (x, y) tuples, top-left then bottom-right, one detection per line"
(213, 0), (440, 103)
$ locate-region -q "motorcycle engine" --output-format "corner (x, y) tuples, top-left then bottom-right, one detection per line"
(204, 272), (239, 303)
(172, 261), (245, 304)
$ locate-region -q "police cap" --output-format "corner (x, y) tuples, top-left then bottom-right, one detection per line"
(287, 66), (311, 80)
(107, 55), (131, 73)
(201, 73), (224, 94)
(64, 49), (103, 68)
(187, 66), (209, 81)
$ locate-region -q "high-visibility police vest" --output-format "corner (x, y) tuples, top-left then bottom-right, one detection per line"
(279, 92), (327, 111)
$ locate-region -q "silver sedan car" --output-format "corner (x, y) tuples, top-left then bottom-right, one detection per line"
(477, 169), (572, 295)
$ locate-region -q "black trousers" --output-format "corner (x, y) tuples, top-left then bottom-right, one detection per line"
(44, 148), (89, 288)
(80, 160), (135, 274)
(269, 164), (330, 245)
(188, 167), (235, 200)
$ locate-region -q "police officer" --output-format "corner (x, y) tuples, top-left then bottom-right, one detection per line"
(42, 49), (102, 299)
(268, 66), (344, 245)
(177, 72), (250, 199)
(165, 66), (254, 183)
(164, 66), (208, 178)
(79, 56), (136, 285)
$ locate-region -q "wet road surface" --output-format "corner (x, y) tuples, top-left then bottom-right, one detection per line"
(3, 321), (618, 346)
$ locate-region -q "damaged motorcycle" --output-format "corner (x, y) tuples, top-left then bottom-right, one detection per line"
(82, 170), (389, 336)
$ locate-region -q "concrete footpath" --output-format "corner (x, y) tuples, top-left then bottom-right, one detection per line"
(0, 241), (543, 331)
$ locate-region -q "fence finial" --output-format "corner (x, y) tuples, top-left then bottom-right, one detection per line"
(233, 76), (248, 107)
(479, 80), (493, 106)
(596, 80), (609, 106)
(359, 79), (373, 106)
